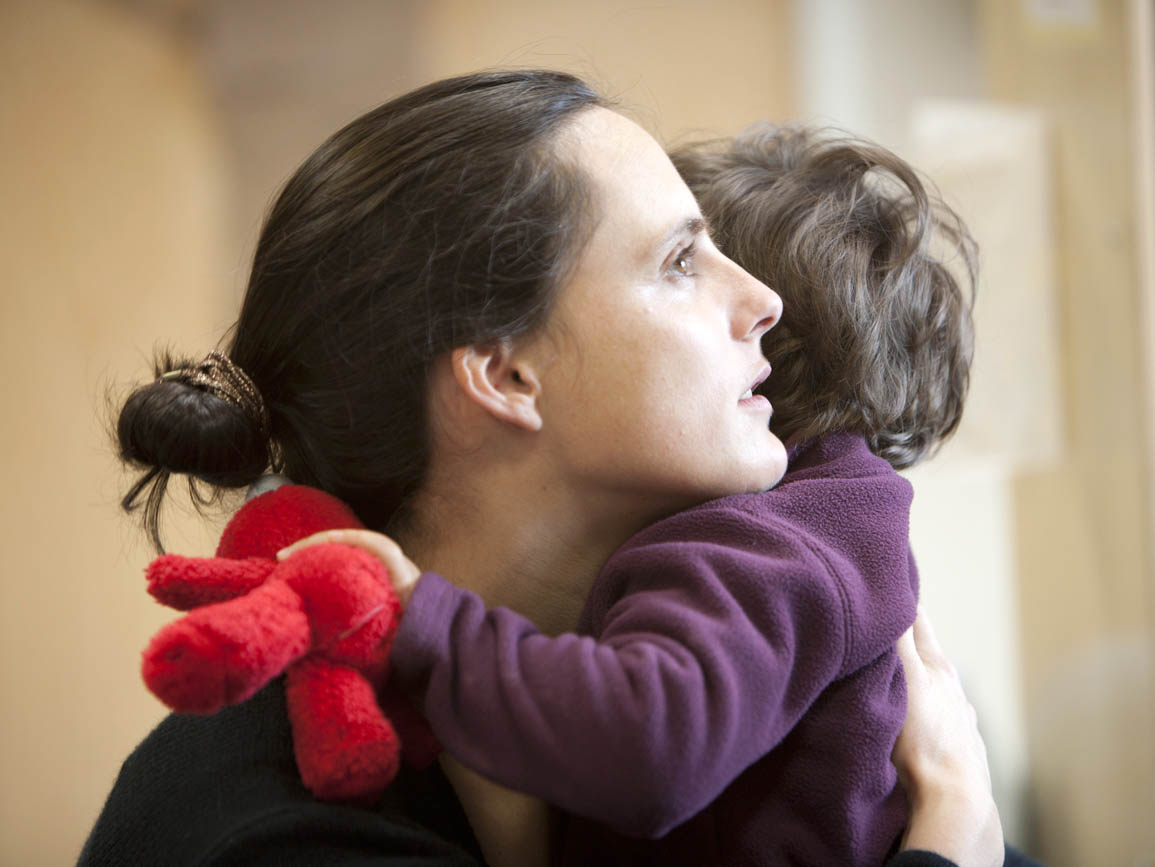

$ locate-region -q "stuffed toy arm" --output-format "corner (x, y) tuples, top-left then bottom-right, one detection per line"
(146, 554), (278, 610)
(143, 574), (313, 713)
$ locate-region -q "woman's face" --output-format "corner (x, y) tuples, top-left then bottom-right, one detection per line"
(528, 107), (787, 514)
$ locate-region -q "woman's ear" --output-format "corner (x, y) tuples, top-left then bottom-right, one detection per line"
(450, 342), (543, 432)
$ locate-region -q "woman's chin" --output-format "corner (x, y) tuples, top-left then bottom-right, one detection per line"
(753, 435), (789, 492)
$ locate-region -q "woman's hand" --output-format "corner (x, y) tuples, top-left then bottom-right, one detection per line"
(278, 529), (423, 605)
(893, 607), (1004, 867)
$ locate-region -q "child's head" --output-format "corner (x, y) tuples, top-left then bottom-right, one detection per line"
(671, 125), (977, 470)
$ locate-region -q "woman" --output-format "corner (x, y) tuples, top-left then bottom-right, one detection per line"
(84, 69), (1003, 866)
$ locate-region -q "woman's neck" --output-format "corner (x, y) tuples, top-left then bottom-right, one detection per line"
(394, 473), (665, 636)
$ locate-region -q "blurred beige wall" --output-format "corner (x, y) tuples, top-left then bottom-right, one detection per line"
(980, 0), (1155, 863)
(0, 1), (228, 863)
(410, 0), (795, 143)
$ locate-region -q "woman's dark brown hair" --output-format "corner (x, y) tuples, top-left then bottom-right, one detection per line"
(118, 70), (608, 548)
(671, 124), (977, 470)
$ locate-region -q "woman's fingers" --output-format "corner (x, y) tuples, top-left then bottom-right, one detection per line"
(894, 607), (1002, 866)
(909, 605), (961, 683)
(912, 604), (946, 661)
(896, 624), (923, 679)
(277, 529), (423, 604)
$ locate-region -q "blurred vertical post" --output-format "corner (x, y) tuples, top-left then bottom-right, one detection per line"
(979, 0), (1155, 863)
(1131, 1), (1155, 812)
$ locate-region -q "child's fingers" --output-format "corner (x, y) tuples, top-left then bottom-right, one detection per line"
(278, 529), (347, 560)
(279, 528), (399, 562)
(277, 529), (422, 604)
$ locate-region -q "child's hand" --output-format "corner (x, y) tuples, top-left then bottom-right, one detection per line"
(277, 529), (423, 605)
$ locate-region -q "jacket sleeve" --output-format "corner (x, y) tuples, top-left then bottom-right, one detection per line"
(389, 508), (850, 838)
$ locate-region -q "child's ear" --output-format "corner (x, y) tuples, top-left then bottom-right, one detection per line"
(450, 342), (543, 432)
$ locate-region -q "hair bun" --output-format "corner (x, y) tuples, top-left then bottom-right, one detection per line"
(117, 352), (271, 549)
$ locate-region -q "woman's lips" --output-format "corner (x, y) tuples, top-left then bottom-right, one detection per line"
(739, 364), (773, 407)
(739, 393), (772, 413)
(750, 364), (772, 393)
(743, 367), (771, 404)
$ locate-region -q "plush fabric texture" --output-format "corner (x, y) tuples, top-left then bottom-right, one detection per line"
(140, 484), (430, 804)
(392, 432), (919, 865)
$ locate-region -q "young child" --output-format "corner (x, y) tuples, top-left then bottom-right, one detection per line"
(290, 124), (977, 866)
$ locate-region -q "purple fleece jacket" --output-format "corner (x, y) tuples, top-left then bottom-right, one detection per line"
(391, 431), (918, 866)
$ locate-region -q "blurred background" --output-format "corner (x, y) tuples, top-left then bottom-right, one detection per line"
(1, 0), (1152, 863)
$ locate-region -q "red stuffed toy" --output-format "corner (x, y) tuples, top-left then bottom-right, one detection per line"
(140, 483), (433, 804)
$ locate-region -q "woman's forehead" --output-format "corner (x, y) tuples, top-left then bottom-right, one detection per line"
(563, 107), (701, 256)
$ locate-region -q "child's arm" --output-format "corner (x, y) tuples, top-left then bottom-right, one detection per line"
(285, 510), (866, 839)
(386, 507), (856, 839)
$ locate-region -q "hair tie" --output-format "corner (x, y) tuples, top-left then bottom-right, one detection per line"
(160, 351), (270, 438)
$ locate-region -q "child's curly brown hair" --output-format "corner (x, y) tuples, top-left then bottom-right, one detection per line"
(671, 125), (978, 470)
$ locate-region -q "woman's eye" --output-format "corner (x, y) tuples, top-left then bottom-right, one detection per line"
(670, 245), (695, 278)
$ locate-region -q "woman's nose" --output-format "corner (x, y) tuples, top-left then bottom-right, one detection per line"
(734, 267), (782, 341)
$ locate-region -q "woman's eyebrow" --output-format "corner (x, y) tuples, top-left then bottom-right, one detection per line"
(658, 216), (708, 250)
